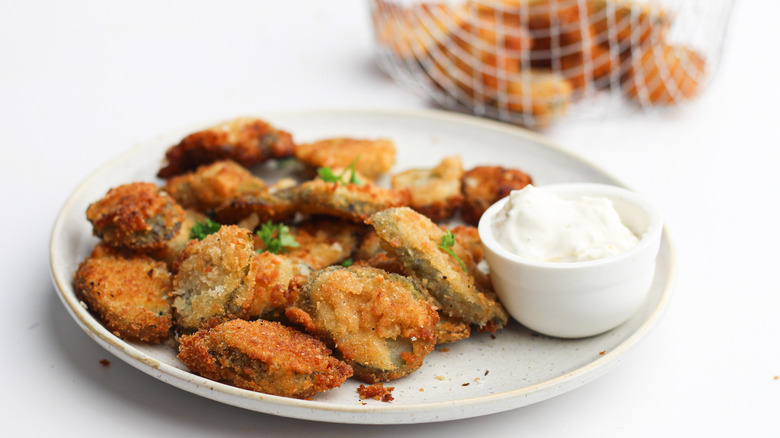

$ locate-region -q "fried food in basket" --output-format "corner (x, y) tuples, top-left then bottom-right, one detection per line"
(506, 70), (574, 125)
(461, 165), (533, 225)
(449, 10), (532, 94)
(588, 0), (670, 57)
(171, 225), (258, 332)
(178, 319), (353, 399)
(373, 0), (468, 60)
(157, 117), (294, 179)
(163, 160), (267, 213)
(368, 207), (508, 330)
(391, 155), (464, 222)
(623, 43), (706, 106)
(286, 265), (439, 383)
(294, 138), (396, 182)
(74, 243), (173, 343)
(86, 182), (186, 250)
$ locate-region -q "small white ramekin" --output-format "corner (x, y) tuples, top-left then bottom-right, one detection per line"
(478, 183), (663, 338)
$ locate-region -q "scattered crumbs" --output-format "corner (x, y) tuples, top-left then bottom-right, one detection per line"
(774, 376), (778, 380)
(435, 375), (446, 381)
(99, 359), (111, 367)
(440, 347), (450, 352)
(361, 402), (367, 406)
(474, 377), (481, 382)
(490, 334), (497, 340)
(462, 383), (470, 386)
(419, 388), (425, 392)
(599, 350), (606, 355)
(484, 370), (489, 376)
(357, 383), (394, 402)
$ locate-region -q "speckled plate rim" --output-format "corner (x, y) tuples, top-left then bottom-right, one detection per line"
(49, 108), (676, 424)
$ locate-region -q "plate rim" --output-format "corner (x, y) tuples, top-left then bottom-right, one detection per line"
(49, 107), (677, 424)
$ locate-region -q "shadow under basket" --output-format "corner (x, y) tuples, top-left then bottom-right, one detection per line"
(371, 0), (735, 128)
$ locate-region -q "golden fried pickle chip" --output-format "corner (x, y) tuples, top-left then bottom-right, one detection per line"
(163, 160), (267, 213)
(87, 182), (186, 250)
(74, 243), (173, 343)
(292, 180), (410, 223)
(286, 265), (439, 383)
(293, 138), (396, 182)
(368, 207), (508, 330)
(391, 155), (464, 222)
(158, 117), (294, 179)
(461, 165), (533, 225)
(171, 225), (258, 332)
(178, 319), (352, 399)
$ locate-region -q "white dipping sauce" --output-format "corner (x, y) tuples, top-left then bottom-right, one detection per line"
(491, 185), (639, 262)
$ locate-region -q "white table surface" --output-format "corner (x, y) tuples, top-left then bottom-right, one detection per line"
(2, 0), (777, 436)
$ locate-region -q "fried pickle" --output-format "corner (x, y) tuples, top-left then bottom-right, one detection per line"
(254, 219), (364, 270)
(212, 179), (298, 225)
(293, 138), (396, 182)
(74, 243), (173, 343)
(435, 313), (472, 344)
(248, 251), (312, 320)
(292, 179), (410, 223)
(157, 117), (294, 179)
(461, 165), (533, 225)
(178, 319), (352, 399)
(391, 155), (464, 222)
(368, 207), (508, 330)
(286, 265), (439, 383)
(171, 225), (257, 332)
(86, 182), (186, 250)
(448, 224), (484, 264)
(163, 160), (267, 213)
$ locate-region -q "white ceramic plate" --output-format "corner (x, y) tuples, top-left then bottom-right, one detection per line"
(49, 109), (676, 424)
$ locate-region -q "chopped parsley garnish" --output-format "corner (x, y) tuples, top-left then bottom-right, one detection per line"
(317, 156), (362, 186)
(438, 230), (467, 272)
(189, 218), (221, 240)
(256, 221), (299, 254)
(340, 258), (354, 267)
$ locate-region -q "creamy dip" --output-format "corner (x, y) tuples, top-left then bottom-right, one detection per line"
(491, 185), (639, 262)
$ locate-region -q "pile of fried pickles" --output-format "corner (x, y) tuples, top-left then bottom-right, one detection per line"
(73, 117), (535, 400)
(372, 0), (707, 126)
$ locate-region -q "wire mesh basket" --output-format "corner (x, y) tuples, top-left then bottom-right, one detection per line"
(371, 0), (735, 128)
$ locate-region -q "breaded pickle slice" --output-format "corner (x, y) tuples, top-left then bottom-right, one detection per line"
(74, 243), (173, 343)
(178, 319), (352, 399)
(171, 225), (257, 332)
(292, 180), (410, 223)
(293, 138), (396, 182)
(254, 218), (364, 270)
(286, 265), (439, 383)
(163, 160), (267, 213)
(86, 182), (186, 249)
(158, 117), (294, 179)
(248, 251), (312, 320)
(391, 155), (464, 222)
(368, 207), (508, 330)
(212, 179), (298, 225)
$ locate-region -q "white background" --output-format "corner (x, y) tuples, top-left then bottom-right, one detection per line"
(1, 0), (777, 436)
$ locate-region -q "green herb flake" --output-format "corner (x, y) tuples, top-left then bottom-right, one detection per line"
(316, 155), (363, 186)
(256, 221), (299, 254)
(189, 218), (221, 241)
(438, 230), (467, 272)
(340, 258), (354, 267)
